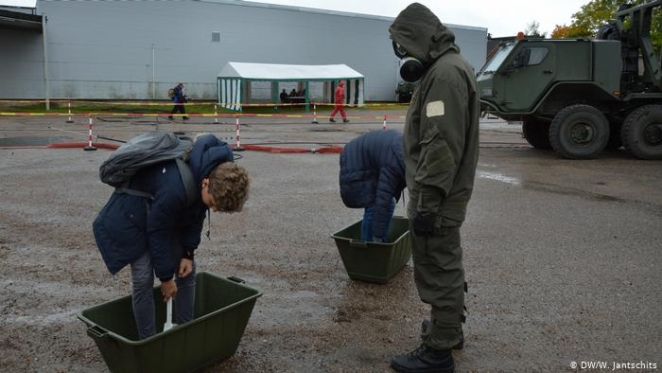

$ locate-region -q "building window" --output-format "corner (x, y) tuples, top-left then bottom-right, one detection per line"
(212, 32), (221, 43)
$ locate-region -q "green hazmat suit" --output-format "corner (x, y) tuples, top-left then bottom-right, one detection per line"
(389, 3), (480, 350)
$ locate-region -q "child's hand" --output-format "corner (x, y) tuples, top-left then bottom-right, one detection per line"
(178, 258), (193, 278)
(161, 279), (177, 302)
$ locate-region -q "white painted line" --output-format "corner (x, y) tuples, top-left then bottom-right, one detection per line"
(477, 170), (521, 186)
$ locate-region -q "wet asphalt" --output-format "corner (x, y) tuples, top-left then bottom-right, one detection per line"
(0, 110), (660, 372)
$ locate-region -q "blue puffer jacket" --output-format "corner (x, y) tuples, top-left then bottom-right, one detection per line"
(173, 86), (186, 104)
(339, 129), (406, 235)
(93, 134), (233, 281)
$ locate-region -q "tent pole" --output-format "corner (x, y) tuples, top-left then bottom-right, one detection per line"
(305, 81), (310, 112)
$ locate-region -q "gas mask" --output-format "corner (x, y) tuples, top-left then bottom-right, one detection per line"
(393, 41), (425, 82)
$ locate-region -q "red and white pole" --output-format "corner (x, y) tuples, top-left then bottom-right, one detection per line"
(311, 104), (319, 124)
(234, 115), (244, 151)
(66, 101), (74, 123)
(214, 104), (219, 124)
(84, 116), (97, 151)
(382, 114), (387, 130)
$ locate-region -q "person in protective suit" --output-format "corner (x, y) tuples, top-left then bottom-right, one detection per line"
(388, 3), (480, 373)
(338, 129), (406, 242)
(329, 81), (350, 123)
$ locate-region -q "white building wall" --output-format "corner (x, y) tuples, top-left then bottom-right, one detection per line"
(0, 0), (487, 101)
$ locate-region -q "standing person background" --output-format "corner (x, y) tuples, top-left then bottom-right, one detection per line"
(339, 129), (406, 242)
(388, 3), (480, 373)
(329, 81), (349, 123)
(168, 83), (189, 120)
(93, 134), (250, 339)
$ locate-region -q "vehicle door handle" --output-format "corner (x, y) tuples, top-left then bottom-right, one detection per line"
(543, 70), (553, 74)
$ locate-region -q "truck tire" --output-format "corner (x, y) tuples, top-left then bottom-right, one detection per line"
(522, 119), (552, 149)
(621, 105), (662, 160)
(549, 104), (609, 159)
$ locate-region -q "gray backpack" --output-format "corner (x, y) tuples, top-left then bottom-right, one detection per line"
(99, 132), (197, 205)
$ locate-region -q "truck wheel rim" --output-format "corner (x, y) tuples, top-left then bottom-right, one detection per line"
(570, 122), (595, 145)
(643, 123), (662, 146)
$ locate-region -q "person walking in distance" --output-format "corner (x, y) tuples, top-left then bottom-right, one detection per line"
(329, 81), (349, 123)
(168, 83), (189, 120)
(388, 3), (480, 373)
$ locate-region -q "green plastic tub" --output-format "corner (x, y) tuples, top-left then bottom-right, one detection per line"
(77, 272), (262, 373)
(331, 216), (412, 284)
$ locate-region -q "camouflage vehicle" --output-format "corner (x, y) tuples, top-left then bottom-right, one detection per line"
(477, 1), (662, 160)
(395, 81), (415, 103)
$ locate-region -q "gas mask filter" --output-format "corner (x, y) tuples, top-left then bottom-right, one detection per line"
(393, 41), (425, 82)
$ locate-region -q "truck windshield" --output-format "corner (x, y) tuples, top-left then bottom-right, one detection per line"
(479, 42), (516, 75)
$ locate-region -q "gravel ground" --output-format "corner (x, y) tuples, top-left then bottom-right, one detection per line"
(0, 111), (660, 373)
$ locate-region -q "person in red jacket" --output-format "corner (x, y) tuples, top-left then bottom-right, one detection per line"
(329, 81), (349, 123)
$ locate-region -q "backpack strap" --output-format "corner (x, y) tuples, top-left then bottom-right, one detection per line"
(116, 186), (154, 200)
(175, 158), (197, 206)
(115, 158), (197, 206)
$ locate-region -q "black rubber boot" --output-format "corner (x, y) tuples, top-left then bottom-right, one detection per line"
(421, 319), (464, 350)
(390, 344), (454, 373)
(343, 118), (350, 123)
(329, 118), (336, 122)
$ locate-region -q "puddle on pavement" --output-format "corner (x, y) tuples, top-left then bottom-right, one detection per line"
(0, 136), (70, 147)
(307, 127), (344, 132)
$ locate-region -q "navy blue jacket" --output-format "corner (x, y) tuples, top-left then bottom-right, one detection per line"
(339, 129), (406, 235)
(93, 134), (233, 281)
(172, 86), (186, 104)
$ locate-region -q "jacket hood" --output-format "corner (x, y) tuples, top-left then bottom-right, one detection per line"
(188, 134), (234, 184)
(388, 3), (459, 65)
(338, 81), (345, 87)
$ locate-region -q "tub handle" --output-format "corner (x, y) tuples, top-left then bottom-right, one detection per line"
(228, 276), (246, 284)
(87, 325), (109, 340)
(349, 239), (368, 248)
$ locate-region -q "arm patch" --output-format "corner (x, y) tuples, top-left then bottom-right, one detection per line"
(426, 100), (445, 118)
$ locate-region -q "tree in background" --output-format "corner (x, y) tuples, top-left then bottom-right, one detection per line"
(550, 0), (662, 50)
(525, 20), (547, 37)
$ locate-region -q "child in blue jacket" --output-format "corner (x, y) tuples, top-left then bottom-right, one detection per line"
(339, 129), (406, 242)
(93, 134), (250, 339)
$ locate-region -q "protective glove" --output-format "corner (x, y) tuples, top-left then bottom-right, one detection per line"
(413, 211), (436, 237)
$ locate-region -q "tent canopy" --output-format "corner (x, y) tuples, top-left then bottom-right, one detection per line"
(217, 62), (365, 111)
(218, 62), (364, 81)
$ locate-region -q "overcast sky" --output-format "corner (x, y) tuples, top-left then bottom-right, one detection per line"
(1, 0), (583, 37)
(251, 0), (584, 37)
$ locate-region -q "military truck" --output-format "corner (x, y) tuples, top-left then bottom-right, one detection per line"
(395, 81), (415, 103)
(477, 1), (662, 160)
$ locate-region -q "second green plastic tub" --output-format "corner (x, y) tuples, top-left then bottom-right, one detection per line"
(331, 216), (412, 284)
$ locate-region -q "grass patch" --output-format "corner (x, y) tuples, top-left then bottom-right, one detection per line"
(0, 100), (407, 115)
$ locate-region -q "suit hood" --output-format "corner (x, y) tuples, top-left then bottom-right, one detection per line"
(388, 3), (459, 65)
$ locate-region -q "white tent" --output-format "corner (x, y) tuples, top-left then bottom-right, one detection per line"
(217, 62), (365, 111)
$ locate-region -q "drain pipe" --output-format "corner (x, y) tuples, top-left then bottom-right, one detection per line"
(42, 14), (50, 110)
(151, 43), (156, 99)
